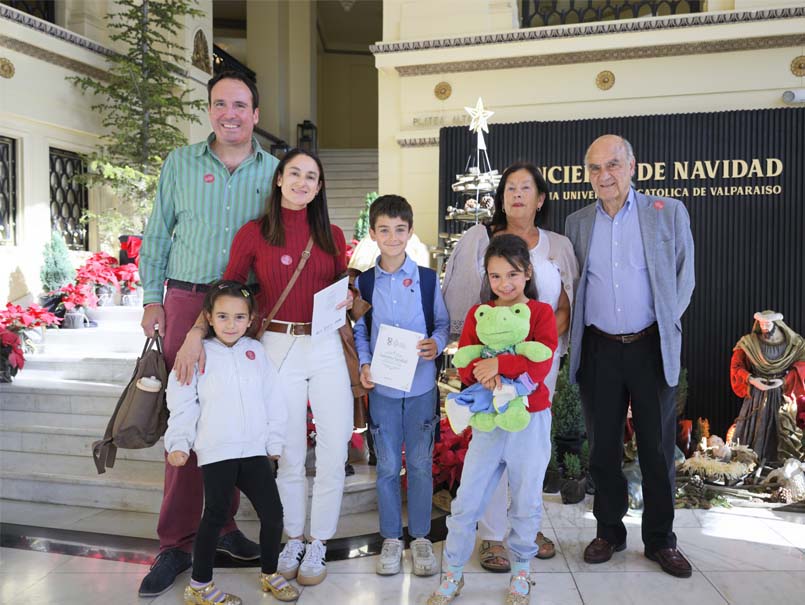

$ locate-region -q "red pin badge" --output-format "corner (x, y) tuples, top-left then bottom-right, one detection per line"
(403, 278), (413, 287)
(653, 200), (664, 210)
(245, 350), (256, 360)
(281, 254), (292, 266)
(204, 173), (215, 183)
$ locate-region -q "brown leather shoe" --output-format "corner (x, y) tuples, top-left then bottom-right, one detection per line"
(583, 537), (626, 564)
(645, 547), (692, 578)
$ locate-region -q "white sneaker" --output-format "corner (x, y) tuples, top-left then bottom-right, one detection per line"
(411, 538), (438, 576)
(297, 539), (327, 586)
(376, 538), (403, 575)
(277, 539), (306, 580)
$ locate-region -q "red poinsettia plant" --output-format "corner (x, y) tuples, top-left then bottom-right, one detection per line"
(114, 263), (140, 292)
(56, 283), (98, 311)
(0, 303), (61, 332)
(75, 252), (119, 288)
(432, 417), (472, 495)
(0, 327), (25, 380)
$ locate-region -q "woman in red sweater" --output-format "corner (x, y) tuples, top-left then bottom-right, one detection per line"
(181, 149), (353, 588)
(230, 149), (352, 587)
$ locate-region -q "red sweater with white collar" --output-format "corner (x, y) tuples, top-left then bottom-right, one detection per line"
(224, 206), (346, 323)
(458, 299), (558, 413)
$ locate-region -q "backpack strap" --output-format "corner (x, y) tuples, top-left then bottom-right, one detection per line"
(418, 266), (436, 337)
(359, 265), (438, 339)
(357, 267), (376, 338)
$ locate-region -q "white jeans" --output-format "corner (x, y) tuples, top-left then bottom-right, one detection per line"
(478, 353), (561, 540)
(262, 330), (353, 540)
(445, 408), (552, 566)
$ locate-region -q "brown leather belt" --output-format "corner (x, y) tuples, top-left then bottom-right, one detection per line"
(588, 323), (658, 344)
(166, 279), (211, 293)
(265, 320), (312, 336)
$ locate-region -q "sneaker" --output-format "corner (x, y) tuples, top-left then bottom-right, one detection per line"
(297, 539), (327, 586)
(376, 538), (403, 575)
(138, 548), (192, 597)
(216, 529), (260, 561)
(260, 572), (300, 602)
(277, 539), (306, 580)
(411, 538), (438, 576)
(183, 581), (242, 605)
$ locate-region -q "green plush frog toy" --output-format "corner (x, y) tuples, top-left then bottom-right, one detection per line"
(450, 303), (553, 432)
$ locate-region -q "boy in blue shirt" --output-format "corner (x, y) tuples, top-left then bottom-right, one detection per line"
(353, 194), (450, 577)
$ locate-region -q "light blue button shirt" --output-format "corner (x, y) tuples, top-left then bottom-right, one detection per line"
(353, 255), (450, 398)
(584, 189), (656, 334)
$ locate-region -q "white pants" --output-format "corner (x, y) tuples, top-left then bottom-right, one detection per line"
(262, 330), (354, 540)
(478, 354), (560, 541)
(445, 408), (551, 565)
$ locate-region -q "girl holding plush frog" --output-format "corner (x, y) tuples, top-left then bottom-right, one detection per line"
(428, 235), (557, 605)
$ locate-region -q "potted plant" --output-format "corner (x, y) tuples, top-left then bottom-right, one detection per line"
(75, 252), (119, 306)
(0, 328), (24, 383)
(115, 263), (142, 306)
(0, 303), (61, 381)
(543, 431), (561, 494)
(552, 359), (585, 461)
(432, 416), (472, 512)
(55, 283), (98, 328)
(560, 451), (587, 504)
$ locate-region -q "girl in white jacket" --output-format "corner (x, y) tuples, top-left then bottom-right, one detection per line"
(165, 281), (297, 605)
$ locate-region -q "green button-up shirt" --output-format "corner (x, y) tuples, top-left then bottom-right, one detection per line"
(139, 134), (280, 304)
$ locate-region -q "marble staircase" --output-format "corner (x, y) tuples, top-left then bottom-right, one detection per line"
(0, 305), (377, 521)
(317, 148), (378, 243)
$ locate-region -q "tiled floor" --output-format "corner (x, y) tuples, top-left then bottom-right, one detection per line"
(1, 495), (804, 604)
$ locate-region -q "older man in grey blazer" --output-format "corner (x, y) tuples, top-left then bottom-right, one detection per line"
(565, 135), (694, 578)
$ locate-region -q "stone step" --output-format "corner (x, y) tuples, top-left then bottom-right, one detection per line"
(0, 424), (164, 462)
(41, 326), (146, 355)
(22, 355), (136, 385)
(0, 450), (377, 517)
(0, 375), (120, 418)
(84, 305), (144, 323)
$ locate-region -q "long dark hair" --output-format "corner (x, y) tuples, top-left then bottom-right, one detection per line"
(260, 148), (338, 256)
(202, 280), (256, 339)
(489, 162), (551, 234)
(481, 234), (538, 301)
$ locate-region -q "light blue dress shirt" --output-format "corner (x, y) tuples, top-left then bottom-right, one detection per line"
(353, 255), (450, 398)
(584, 188), (656, 334)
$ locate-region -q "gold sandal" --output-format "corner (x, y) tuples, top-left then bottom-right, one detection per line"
(184, 582), (242, 605)
(260, 572), (300, 602)
(427, 572), (464, 605)
(535, 532), (556, 560)
(479, 540), (511, 572)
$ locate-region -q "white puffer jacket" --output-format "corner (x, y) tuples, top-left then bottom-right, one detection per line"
(165, 336), (286, 466)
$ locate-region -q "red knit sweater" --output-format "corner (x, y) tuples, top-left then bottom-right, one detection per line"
(458, 299), (558, 413)
(224, 206), (346, 323)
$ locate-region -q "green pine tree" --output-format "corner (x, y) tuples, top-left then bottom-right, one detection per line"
(552, 358), (585, 439)
(40, 232), (75, 293)
(353, 191), (379, 241)
(70, 0), (205, 248)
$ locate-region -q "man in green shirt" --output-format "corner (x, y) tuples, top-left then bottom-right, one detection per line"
(138, 70), (280, 598)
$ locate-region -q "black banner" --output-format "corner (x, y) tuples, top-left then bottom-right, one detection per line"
(439, 108), (805, 436)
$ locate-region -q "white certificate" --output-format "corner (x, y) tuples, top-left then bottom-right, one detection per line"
(370, 324), (424, 392)
(311, 276), (348, 338)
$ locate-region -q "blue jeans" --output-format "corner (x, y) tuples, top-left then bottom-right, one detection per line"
(369, 387), (438, 539)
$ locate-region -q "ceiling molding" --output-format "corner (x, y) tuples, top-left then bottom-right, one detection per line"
(371, 7), (805, 55)
(395, 33), (805, 77)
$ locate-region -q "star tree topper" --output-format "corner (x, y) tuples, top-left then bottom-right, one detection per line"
(464, 97), (494, 149)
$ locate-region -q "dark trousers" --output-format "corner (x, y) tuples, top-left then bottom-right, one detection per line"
(157, 287), (240, 552)
(578, 328), (677, 553)
(193, 456), (283, 582)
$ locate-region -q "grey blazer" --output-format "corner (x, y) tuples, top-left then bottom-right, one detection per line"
(564, 190), (694, 387)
